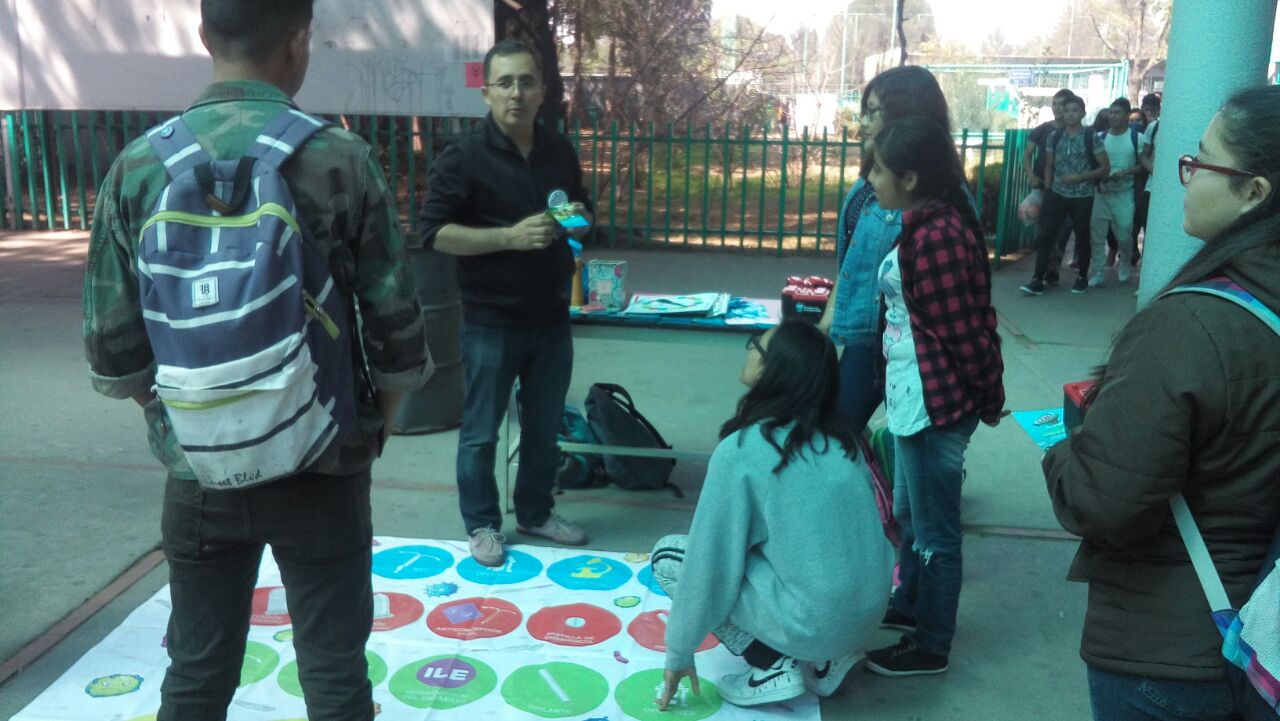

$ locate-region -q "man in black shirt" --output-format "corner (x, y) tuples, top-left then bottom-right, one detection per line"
(419, 40), (594, 567)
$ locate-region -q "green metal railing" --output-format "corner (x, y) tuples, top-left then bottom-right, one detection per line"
(992, 128), (1037, 266)
(1, 110), (1011, 256)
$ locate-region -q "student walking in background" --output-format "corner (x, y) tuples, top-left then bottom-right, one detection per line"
(1089, 98), (1142, 287)
(1021, 95), (1110, 295)
(859, 115), (1006, 677)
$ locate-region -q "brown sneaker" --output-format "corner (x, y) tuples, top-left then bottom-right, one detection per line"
(518, 513), (588, 546)
(468, 527), (506, 567)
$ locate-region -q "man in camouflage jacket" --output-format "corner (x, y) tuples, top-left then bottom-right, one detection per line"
(81, 2), (430, 719)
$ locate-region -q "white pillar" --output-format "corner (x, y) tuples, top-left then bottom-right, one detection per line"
(1138, 0), (1278, 306)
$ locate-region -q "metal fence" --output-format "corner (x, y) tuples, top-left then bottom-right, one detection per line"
(0, 110), (1011, 257)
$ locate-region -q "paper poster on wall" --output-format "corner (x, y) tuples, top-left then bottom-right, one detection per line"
(12, 537), (822, 721)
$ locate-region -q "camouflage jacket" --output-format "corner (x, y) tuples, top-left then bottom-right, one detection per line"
(83, 80), (432, 480)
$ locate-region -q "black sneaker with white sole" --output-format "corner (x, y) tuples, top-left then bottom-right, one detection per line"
(1071, 275), (1089, 294)
(1020, 278), (1046, 296)
(718, 656), (806, 707)
(865, 636), (949, 677)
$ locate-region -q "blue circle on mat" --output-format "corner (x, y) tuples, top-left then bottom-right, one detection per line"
(547, 555), (633, 591)
(456, 549), (543, 585)
(372, 545), (454, 580)
(637, 565), (668, 597)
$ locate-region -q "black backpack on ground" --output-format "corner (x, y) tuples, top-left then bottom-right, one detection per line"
(584, 383), (682, 496)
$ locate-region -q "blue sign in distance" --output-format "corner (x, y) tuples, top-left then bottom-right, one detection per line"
(456, 549), (543, 586)
(547, 555), (633, 591)
(372, 545), (454, 580)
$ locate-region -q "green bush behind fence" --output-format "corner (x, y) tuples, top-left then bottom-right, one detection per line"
(0, 110), (1033, 265)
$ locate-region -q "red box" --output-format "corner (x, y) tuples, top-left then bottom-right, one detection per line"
(1062, 379), (1097, 435)
(781, 275), (834, 322)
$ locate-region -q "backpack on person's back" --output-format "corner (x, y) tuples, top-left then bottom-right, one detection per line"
(137, 110), (359, 490)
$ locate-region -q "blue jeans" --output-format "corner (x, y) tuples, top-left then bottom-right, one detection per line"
(457, 320), (573, 534)
(1087, 666), (1253, 721)
(159, 472), (374, 721)
(889, 415), (979, 657)
(837, 338), (881, 433)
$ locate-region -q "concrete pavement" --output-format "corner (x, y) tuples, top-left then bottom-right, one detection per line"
(0, 231), (1140, 720)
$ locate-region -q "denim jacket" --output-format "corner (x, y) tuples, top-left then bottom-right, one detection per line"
(831, 178), (902, 347)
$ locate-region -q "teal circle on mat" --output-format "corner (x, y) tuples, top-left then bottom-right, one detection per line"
(547, 555), (633, 591)
(371, 545), (453, 580)
(456, 549), (543, 585)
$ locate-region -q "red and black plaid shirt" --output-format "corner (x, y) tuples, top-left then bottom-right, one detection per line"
(885, 201), (1005, 427)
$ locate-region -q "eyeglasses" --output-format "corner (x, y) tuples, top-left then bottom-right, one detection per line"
(745, 333), (766, 354)
(486, 79), (542, 94)
(1178, 154), (1254, 186)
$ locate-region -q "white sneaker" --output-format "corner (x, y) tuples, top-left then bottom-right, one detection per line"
(469, 527), (506, 567)
(1088, 271), (1105, 288)
(802, 652), (865, 697)
(718, 656), (806, 707)
(1117, 265), (1132, 284)
(517, 512), (588, 546)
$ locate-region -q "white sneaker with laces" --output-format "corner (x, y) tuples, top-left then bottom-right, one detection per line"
(1088, 271), (1105, 288)
(1117, 265), (1132, 284)
(802, 652), (865, 697)
(719, 656), (806, 707)
(517, 512), (588, 546)
(468, 527), (506, 567)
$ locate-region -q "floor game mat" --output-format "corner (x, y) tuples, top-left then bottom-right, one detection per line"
(11, 536), (822, 720)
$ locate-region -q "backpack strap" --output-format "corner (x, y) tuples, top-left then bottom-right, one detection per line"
(146, 116), (212, 180)
(246, 108), (329, 170)
(1163, 278), (1280, 614)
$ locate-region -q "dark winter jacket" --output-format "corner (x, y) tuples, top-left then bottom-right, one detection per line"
(1044, 242), (1280, 681)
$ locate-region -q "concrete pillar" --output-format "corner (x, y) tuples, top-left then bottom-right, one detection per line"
(1138, 0), (1278, 306)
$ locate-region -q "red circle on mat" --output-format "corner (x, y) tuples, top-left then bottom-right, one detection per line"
(250, 586), (292, 626)
(371, 592), (425, 632)
(526, 603), (622, 647)
(426, 597), (523, 640)
(627, 610), (719, 653)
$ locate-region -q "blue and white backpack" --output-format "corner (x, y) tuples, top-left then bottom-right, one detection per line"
(136, 109), (356, 490)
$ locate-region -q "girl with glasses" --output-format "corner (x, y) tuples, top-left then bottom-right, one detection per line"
(1045, 86), (1280, 720)
(818, 66), (954, 435)
(653, 320), (894, 709)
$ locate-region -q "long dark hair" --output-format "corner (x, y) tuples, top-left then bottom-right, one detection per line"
(873, 115), (985, 245)
(1090, 85), (1280, 393)
(719, 320), (857, 472)
(859, 66), (952, 179)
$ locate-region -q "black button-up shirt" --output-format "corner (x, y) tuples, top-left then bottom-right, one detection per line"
(418, 113), (593, 328)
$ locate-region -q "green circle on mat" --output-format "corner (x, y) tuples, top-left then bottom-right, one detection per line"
(501, 662), (609, 718)
(278, 650), (388, 697)
(389, 655), (497, 710)
(272, 629), (294, 643)
(615, 669), (721, 721)
(239, 641), (280, 686)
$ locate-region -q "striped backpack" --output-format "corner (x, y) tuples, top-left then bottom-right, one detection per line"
(136, 109), (356, 490)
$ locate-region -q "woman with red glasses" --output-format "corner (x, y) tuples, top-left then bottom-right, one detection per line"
(1044, 85), (1280, 721)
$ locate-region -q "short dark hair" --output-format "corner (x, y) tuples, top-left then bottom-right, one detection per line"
(484, 39), (539, 82)
(1053, 88), (1076, 102)
(201, 0), (314, 63)
(1063, 95), (1086, 112)
(1110, 97), (1132, 114)
(1141, 93), (1162, 112)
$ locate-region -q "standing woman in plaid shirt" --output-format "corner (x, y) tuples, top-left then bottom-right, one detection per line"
(860, 116), (1007, 677)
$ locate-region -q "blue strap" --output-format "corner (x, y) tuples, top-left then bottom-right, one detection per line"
(145, 116), (211, 180)
(244, 109), (329, 170)
(1165, 278), (1280, 337)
